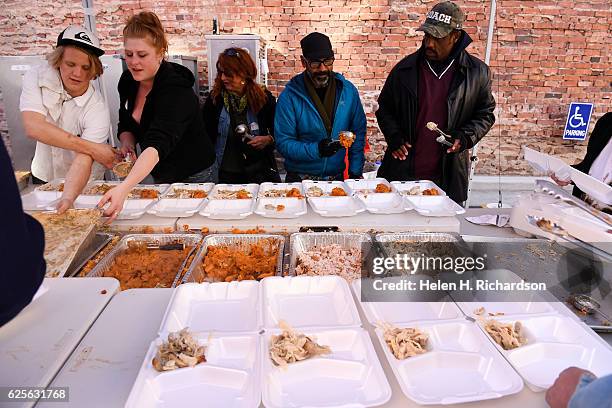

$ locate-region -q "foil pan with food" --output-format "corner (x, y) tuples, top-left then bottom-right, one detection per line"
(86, 234), (202, 289)
(183, 234), (285, 283)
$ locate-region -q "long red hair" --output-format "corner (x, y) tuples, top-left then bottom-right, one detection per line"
(211, 47), (266, 114)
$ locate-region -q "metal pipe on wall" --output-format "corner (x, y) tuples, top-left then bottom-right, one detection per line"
(81, 0), (117, 147)
(466, 0), (497, 207)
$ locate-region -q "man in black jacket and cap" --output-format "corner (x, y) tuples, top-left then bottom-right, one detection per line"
(376, 1), (495, 204)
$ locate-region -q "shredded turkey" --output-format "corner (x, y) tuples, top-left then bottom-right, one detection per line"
(295, 244), (361, 281)
(306, 186), (324, 197)
(165, 188), (208, 199)
(383, 325), (429, 360)
(269, 322), (331, 367)
(152, 328), (206, 372)
(112, 161), (133, 178)
(38, 182), (64, 192)
(401, 186), (441, 196)
(484, 319), (527, 350)
(261, 188), (303, 198)
(214, 189), (252, 199)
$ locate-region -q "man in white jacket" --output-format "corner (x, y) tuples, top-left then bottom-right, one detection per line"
(20, 25), (119, 211)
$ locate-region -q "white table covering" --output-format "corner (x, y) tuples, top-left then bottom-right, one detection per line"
(180, 210), (460, 234)
(0, 278), (119, 408)
(41, 286), (557, 408)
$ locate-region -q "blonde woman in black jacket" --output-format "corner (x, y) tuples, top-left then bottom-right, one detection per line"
(99, 12), (215, 221)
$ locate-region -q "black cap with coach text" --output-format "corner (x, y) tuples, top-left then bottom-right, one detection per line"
(417, 2), (465, 39)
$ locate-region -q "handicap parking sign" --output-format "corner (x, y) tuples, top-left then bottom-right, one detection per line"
(563, 102), (593, 140)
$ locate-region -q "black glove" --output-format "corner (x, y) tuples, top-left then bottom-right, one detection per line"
(318, 138), (342, 158)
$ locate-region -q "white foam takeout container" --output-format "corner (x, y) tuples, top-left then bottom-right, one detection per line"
(569, 167), (612, 205)
(74, 181), (168, 220)
(523, 146), (571, 176)
(255, 182), (307, 218)
(405, 195), (466, 217)
(345, 177), (395, 196)
(254, 197), (307, 219)
(391, 180), (446, 197)
(261, 276), (361, 330)
(344, 177), (409, 214)
(301, 180), (354, 197)
(147, 183), (214, 218)
(125, 332), (261, 408)
(375, 320), (524, 405)
(353, 279), (463, 325)
(307, 196), (366, 217)
(358, 192), (411, 215)
(200, 184), (259, 220)
(455, 301), (556, 318)
(257, 182), (304, 198)
(476, 312), (612, 392)
(22, 178), (65, 210)
(159, 281), (262, 335)
(261, 327), (391, 408)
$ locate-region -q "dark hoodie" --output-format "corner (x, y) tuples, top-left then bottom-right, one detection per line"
(118, 61), (215, 183)
(0, 138), (45, 327)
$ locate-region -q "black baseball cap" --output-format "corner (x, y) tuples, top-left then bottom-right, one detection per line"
(300, 32), (334, 60)
(417, 1), (465, 39)
(56, 26), (104, 57)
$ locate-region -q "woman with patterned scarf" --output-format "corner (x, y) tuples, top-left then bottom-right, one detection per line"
(202, 47), (280, 184)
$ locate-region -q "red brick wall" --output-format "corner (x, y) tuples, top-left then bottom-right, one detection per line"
(1, 0), (610, 175)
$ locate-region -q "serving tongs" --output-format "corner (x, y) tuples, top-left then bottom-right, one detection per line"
(536, 180), (612, 228)
(526, 215), (612, 262)
(146, 242), (186, 251)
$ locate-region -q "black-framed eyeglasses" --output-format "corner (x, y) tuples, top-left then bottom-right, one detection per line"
(305, 57), (335, 69)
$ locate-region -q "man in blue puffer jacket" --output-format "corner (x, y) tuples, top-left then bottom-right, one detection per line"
(275, 32), (367, 181)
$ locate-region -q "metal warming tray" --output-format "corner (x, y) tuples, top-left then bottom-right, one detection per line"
(87, 233), (203, 288)
(65, 232), (114, 277)
(182, 234), (285, 283)
(375, 232), (463, 258)
(288, 232), (372, 276)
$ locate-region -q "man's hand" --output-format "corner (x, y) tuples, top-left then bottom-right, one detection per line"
(391, 142), (411, 160)
(318, 138), (342, 157)
(446, 139), (462, 153)
(546, 367), (595, 408)
(55, 198), (74, 214)
(90, 143), (121, 169)
(119, 144), (136, 160)
(119, 131), (137, 159)
(247, 135), (273, 150)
